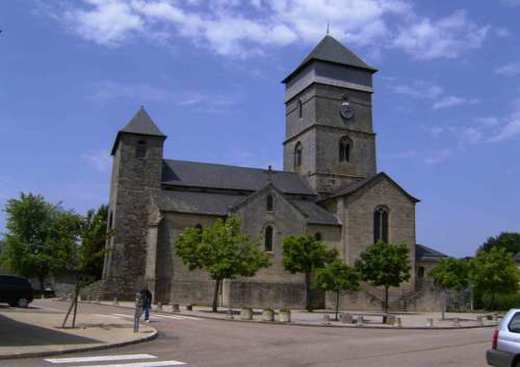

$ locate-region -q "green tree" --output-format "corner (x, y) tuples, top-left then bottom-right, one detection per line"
(282, 235), (338, 311)
(78, 205), (109, 280)
(315, 259), (360, 320)
(0, 193), (56, 289)
(470, 247), (520, 310)
(176, 216), (271, 312)
(478, 232), (520, 255)
(429, 258), (469, 319)
(356, 241), (411, 314)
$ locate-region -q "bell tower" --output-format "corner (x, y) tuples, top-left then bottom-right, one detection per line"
(282, 35), (378, 194)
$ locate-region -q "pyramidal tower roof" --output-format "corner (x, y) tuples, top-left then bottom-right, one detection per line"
(111, 106), (166, 155)
(120, 106), (165, 137)
(283, 35), (377, 83)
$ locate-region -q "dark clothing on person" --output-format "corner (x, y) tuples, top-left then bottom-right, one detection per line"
(139, 288), (153, 321)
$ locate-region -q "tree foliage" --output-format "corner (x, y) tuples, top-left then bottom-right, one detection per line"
(78, 205), (109, 280)
(176, 216), (271, 312)
(282, 235), (338, 311)
(0, 193), (57, 289)
(356, 241), (411, 313)
(478, 232), (520, 255)
(470, 247), (520, 309)
(429, 257), (469, 319)
(315, 259), (360, 320)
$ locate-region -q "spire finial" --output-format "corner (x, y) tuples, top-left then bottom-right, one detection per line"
(326, 22), (330, 35)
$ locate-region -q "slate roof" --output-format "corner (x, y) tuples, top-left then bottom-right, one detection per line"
(162, 160), (315, 195)
(322, 172), (420, 203)
(160, 190), (243, 216)
(283, 35), (377, 83)
(111, 106), (166, 155)
(288, 198), (340, 225)
(416, 244), (448, 261)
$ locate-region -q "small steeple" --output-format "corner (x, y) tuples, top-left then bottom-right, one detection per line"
(111, 106), (167, 155)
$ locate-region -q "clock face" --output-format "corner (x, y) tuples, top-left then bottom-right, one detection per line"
(339, 101), (354, 120)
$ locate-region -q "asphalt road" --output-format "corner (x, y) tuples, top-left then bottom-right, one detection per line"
(6, 300), (492, 367)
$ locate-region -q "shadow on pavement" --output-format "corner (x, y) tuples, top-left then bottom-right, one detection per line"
(0, 314), (100, 347)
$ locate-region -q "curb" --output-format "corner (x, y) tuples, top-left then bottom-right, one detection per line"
(89, 301), (498, 331)
(0, 327), (158, 361)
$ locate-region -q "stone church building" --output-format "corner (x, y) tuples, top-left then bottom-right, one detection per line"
(100, 35), (446, 311)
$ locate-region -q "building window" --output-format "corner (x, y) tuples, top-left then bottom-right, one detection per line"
(373, 206), (389, 243)
(266, 194), (274, 211)
(108, 211), (113, 229)
(339, 136), (352, 162)
(195, 224), (203, 231)
(264, 226), (273, 252)
(298, 99), (303, 119)
(136, 140), (147, 158)
(294, 142), (302, 169)
(418, 266), (425, 279)
(314, 232), (322, 241)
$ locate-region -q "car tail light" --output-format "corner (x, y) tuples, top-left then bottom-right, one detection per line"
(492, 329), (499, 350)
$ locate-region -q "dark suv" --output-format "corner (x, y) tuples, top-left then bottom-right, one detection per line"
(0, 275), (34, 307)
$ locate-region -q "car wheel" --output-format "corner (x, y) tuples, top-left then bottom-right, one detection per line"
(17, 298), (29, 308)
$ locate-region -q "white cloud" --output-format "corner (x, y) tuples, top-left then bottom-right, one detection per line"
(51, 0), (489, 60)
(425, 148), (452, 165)
(82, 150), (112, 172)
(495, 27), (511, 38)
(489, 111), (520, 142)
(495, 63), (520, 77)
(392, 81), (443, 100)
(432, 96), (479, 110)
(501, 0), (520, 7)
(393, 10), (490, 60)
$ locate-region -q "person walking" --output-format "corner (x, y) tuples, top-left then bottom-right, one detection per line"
(140, 287), (153, 323)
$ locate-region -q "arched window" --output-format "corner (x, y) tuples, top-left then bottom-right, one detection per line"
(195, 224), (203, 231)
(264, 226), (273, 252)
(266, 194), (274, 211)
(314, 232), (322, 241)
(294, 142), (302, 169)
(298, 99), (303, 119)
(339, 136), (352, 162)
(373, 206), (389, 243)
(136, 140), (147, 158)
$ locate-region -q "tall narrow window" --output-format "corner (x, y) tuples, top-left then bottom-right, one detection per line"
(373, 206), (389, 243)
(314, 232), (322, 241)
(294, 142), (302, 169)
(265, 226), (273, 252)
(136, 140), (147, 158)
(298, 99), (303, 119)
(108, 211), (113, 229)
(339, 136), (352, 162)
(266, 194), (274, 211)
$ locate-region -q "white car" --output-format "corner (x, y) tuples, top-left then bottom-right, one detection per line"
(487, 309), (520, 366)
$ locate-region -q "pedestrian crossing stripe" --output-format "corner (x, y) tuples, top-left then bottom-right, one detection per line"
(112, 313), (200, 321)
(71, 361), (186, 367)
(44, 354), (157, 364)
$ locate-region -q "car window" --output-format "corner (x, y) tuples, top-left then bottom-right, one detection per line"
(509, 313), (520, 333)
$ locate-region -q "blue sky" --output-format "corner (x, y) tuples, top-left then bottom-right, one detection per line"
(1, 0), (519, 257)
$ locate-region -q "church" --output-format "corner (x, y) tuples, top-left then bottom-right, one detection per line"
(100, 35), (446, 311)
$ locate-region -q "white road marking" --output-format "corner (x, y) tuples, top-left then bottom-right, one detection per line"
(94, 314), (122, 319)
(153, 314), (200, 321)
(44, 354), (157, 364)
(72, 361), (186, 367)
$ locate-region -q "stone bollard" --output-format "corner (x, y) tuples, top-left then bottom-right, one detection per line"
(453, 317), (460, 328)
(113, 297), (119, 305)
(426, 318), (434, 328)
(95, 297), (100, 304)
(356, 315), (364, 327)
(171, 304), (180, 313)
(87, 296), (91, 303)
(278, 309), (291, 323)
(41, 293), (45, 300)
(340, 313), (353, 324)
(478, 316), (485, 327)
(186, 304), (193, 311)
(240, 308), (253, 320)
(262, 309), (274, 322)
(395, 317), (402, 328)
(78, 295), (83, 302)
(385, 315), (396, 325)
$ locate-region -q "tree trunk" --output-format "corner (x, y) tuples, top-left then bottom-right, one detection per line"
(335, 291), (340, 321)
(72, 283), (79, 328)
(384, 285), (389, 314)
(305, 272), (312, 312)
(62, 297), (75, 328)
(212, 279), (221, 313)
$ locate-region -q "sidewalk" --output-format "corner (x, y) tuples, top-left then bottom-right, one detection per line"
(93, 300), (499, 329)
(0, 303), (157, 360)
